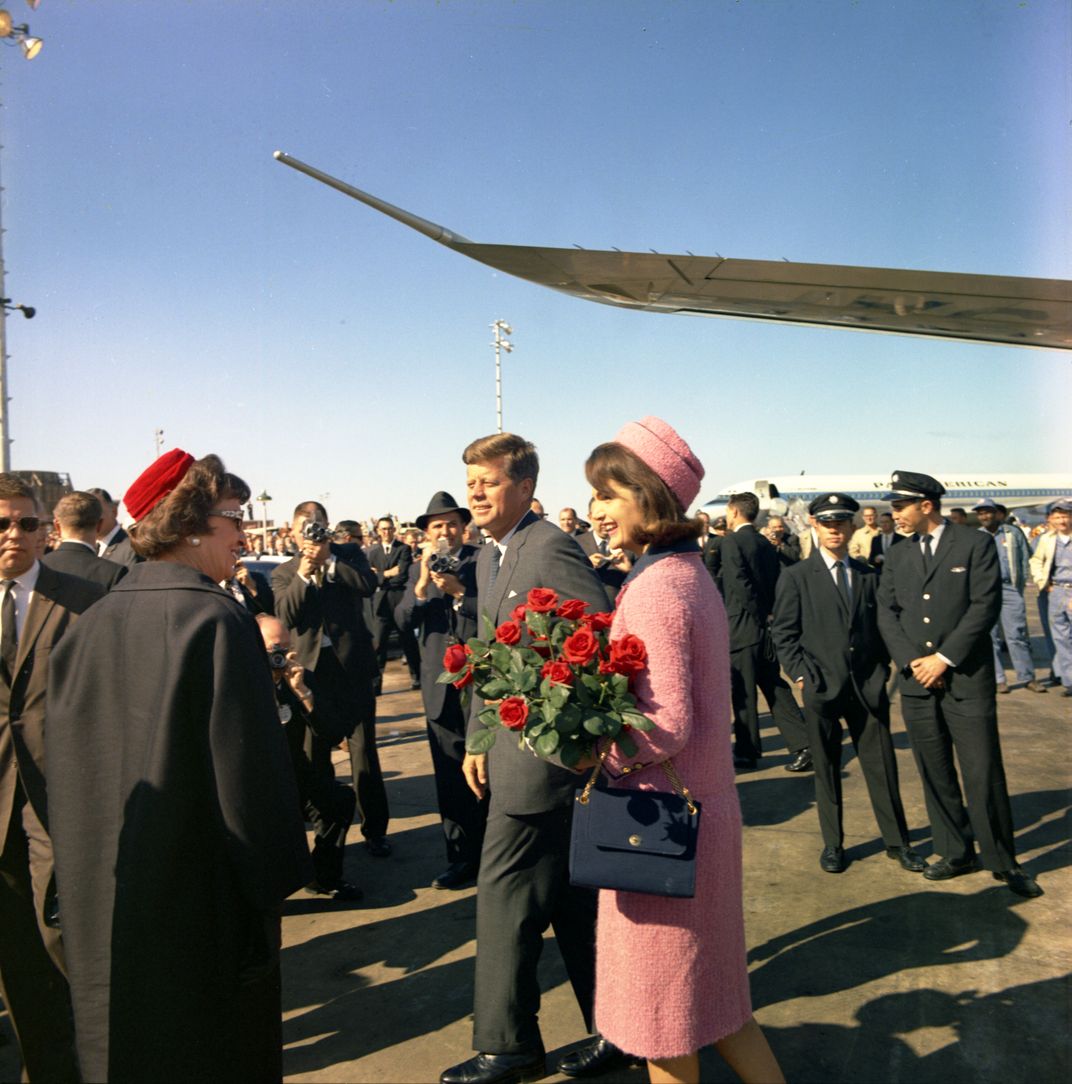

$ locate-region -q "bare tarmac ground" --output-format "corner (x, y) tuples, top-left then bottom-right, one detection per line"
(1, 599), (1068, 1083)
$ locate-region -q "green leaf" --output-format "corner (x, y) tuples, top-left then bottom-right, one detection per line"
(478, 707), (500, 727)
(436, 670), (459, 685)
(617, 731), (638, 758)
(527, 611), (549, 638)
(550, 622), (571, 649)
(509, 650), (527, 675)
(483, 612), (498, 639)
(581, 674), (603, 694)
(549, 683), (571, 709)
(490, 644), (512, 672)
(466, 728), (497, 754)
(622, 711), (653, 731)
(526, 719), (549, 737)
(610, 673), (629, 697)
(558, 705), (582, 733)
(541, 701), (560, 725)
(479, 678), (513, 699)
(560, 741), (582, 768)
(535, 731), (560, 757)
(517, 668), (538, 693)
(467, 637), (489, 656)
(583, 715), (607, 736)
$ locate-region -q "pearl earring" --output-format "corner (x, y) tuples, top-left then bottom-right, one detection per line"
(190, 537), (201, 547)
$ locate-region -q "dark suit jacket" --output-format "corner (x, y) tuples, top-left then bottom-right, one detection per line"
(703, 533), (724, 588)
(42, 540), (128, 590)
(367, 541), (414, 618)
(869, 530), (904, 569)
(1, 564), (104, 835)
(470, 514), (610, 814)
(105, 536), (144, 570)
(720, 524), (782, 651)
(98, 525), (128, 561)
(233, 571), (274, 616)
(772, 551), (889, 715)
(876, 521), (1001, 699)
(272, 544), (379, 704)
(395, 545), (479, 721)
(577, 531), (629, 597)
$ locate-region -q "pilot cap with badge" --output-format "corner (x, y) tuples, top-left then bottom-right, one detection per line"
(882, 470), (946, 503)
(808, 492), (859, 521)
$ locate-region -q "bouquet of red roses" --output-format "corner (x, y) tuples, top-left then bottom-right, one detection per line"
(438, 587), (653, 768)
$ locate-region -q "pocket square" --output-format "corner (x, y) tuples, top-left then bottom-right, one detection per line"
(507, 589), (519, 598)
(950, 566), (967, 573)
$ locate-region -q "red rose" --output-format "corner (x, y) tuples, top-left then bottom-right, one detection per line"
(495, 621), (522, 645)
(561, 627), (599, 666)
(531, 641), (552, 658)
(498, 697), (529, 730)
(541, 660), (574, 686)
(452, 668), (474, 690)
(556, 598), (588, 620)
(443, 643), (469, 674)
(526, 587), (559, 613)
(609, 634), (647, 675)
(582, 611), (615, 632)
(510, 602), (528, 622)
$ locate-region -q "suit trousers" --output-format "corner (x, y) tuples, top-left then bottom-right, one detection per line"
(900, 692), (1017, 871)
(373, 592), (422, 679)
(806, 689), (910, 851)
(0, 795), (79, 1082)
(990, 584), (1035, 684)
(303, 747), (357, 889)
(427, 694), (488, 866)
(473, 807), (596, 1054)
(730, 641), (809, 761)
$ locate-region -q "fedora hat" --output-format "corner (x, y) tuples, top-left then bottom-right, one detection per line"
(415, 491), (472, 531)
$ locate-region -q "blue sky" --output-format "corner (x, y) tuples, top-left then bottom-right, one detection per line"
(3, 0), (1069, 526)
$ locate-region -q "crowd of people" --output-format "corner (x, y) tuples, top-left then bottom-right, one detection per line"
(0, 429), (1068, 1083)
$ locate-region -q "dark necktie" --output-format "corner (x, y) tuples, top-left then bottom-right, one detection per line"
(1, 580), (17, 683)
(486, 545), (501, 595)
(921, 533), (933, 571)
(598, 539), (609, 557)
(834, 560), (851, 612)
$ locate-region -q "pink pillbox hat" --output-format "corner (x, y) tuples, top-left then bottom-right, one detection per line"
(614, 416), (704, 511)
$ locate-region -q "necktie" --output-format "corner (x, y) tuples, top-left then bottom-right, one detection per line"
(834, 560), (851, 612)
(921, 533), (933, 571)
(487, 546), (501, 595)
(1, 580), (17, 683)
(598, 539), (609, 557)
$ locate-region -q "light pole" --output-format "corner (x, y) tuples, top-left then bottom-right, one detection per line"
(0, 6), (43, 472)
(154, 428), (164, 457)
(491, 319), (513, 433)
(256, 490), (272, 547)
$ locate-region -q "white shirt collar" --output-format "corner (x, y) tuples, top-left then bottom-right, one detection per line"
(820, 549), (850, 572)
(64, 539), (98, 554)
(494, 510), (530, 556)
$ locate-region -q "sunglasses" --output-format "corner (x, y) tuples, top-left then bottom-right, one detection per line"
(209, 509), (245, 527)
(0, 516), (41, 533)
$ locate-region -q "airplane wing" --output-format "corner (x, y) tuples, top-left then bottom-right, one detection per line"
(273, 151), (1072, 351)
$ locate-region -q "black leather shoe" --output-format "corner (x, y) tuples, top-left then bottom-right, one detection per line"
(886, 846), (928, 873)
(820, 846), (846, 873)
(558, 1036), (637, 1078)
(432, 862), (479, 890)
(1023, 679), (1048, 693)
(440, 1050), (545, 1084)
(365, 837), (392, 858)
(304, 879), (364, 901)
(993, 867), (1043, 898)
(785, 748), (813, 772)
(923, 856), (979, 881)
(733, 756), (758, 771)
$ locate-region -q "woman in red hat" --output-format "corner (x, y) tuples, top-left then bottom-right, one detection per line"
(45, 451), (311, 1083)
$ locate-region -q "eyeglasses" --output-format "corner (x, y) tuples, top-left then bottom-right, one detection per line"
(0, 516), (41, 533)
(209, 509), (245, 527)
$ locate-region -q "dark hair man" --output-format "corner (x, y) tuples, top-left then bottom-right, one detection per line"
(395, 491), (487, 890)
(721, 492), (811, 772)
(368, 515), (421, 689)
(948, 507), (968, 525)
(772, 493), (924, 876)
(441, 434), (616, 1084)
(42, 491), (128, 589)
(1029, 497), (1072, 695)
(869, 511), (903, 571)
(577, 497), (632, 600)
(87, 486), (142, 568)
(0, 474), (103, 1079)
(272, 500), (392, 858)
(877, 471), (1041, 898)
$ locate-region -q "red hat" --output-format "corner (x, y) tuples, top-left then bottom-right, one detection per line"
(124, 448), (195, 522)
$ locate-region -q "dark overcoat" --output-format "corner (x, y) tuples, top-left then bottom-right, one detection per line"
(45, 562), (311, 1083)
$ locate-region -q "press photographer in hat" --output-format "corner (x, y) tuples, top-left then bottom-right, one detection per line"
(772, 493), (923, 876)
(396, 491), (486, 890)
(46, 450), (312, 1081)
(876, 470), (1042, 898)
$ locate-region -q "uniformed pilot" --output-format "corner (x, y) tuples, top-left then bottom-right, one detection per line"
(876, 471), (1042, 898)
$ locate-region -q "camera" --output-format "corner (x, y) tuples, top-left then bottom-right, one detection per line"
(267, 645), (289, 671)
(302, 521), (331, 544)
(428, 538), (460, 575)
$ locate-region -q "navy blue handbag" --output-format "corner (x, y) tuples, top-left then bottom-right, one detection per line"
(568, 758), (701, 899)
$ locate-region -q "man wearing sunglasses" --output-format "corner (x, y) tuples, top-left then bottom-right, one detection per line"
(0, 474), (104, 1080)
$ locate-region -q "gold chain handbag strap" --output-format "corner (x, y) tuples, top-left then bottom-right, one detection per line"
(578, 743), (698, 816)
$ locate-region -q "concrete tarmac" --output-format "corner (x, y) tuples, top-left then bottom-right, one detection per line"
(1, 603), (1067, 1083)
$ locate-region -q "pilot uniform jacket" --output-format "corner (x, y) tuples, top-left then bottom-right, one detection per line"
(772, 551), (889, 716)
(877, 522), (1002, 700)
(41, 539), (128, 590)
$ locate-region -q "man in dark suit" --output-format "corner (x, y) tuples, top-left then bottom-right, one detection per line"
(273, 500), (393, 857)
(868, 511), (904, 571)
(720, 491), (811, 771)
(368, 516), (421, 688)
(876, 470), (1041, 898)
(224, 563), (275, 615)
(396, 491), (487, 890)
(42, 491), (128, 589)
(772, 493), (925, 875)
(440, 434), (619, 1084)
(0, 474), (104, 1081)
(87, 486), (142, 569)
(577, 498), (632, 601)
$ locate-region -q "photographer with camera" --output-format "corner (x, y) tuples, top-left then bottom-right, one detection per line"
(257, 615), (361, 901)
(273, 501), (393, 858)
(369, 516), (422, 689)
(396, 492), (487, 890)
